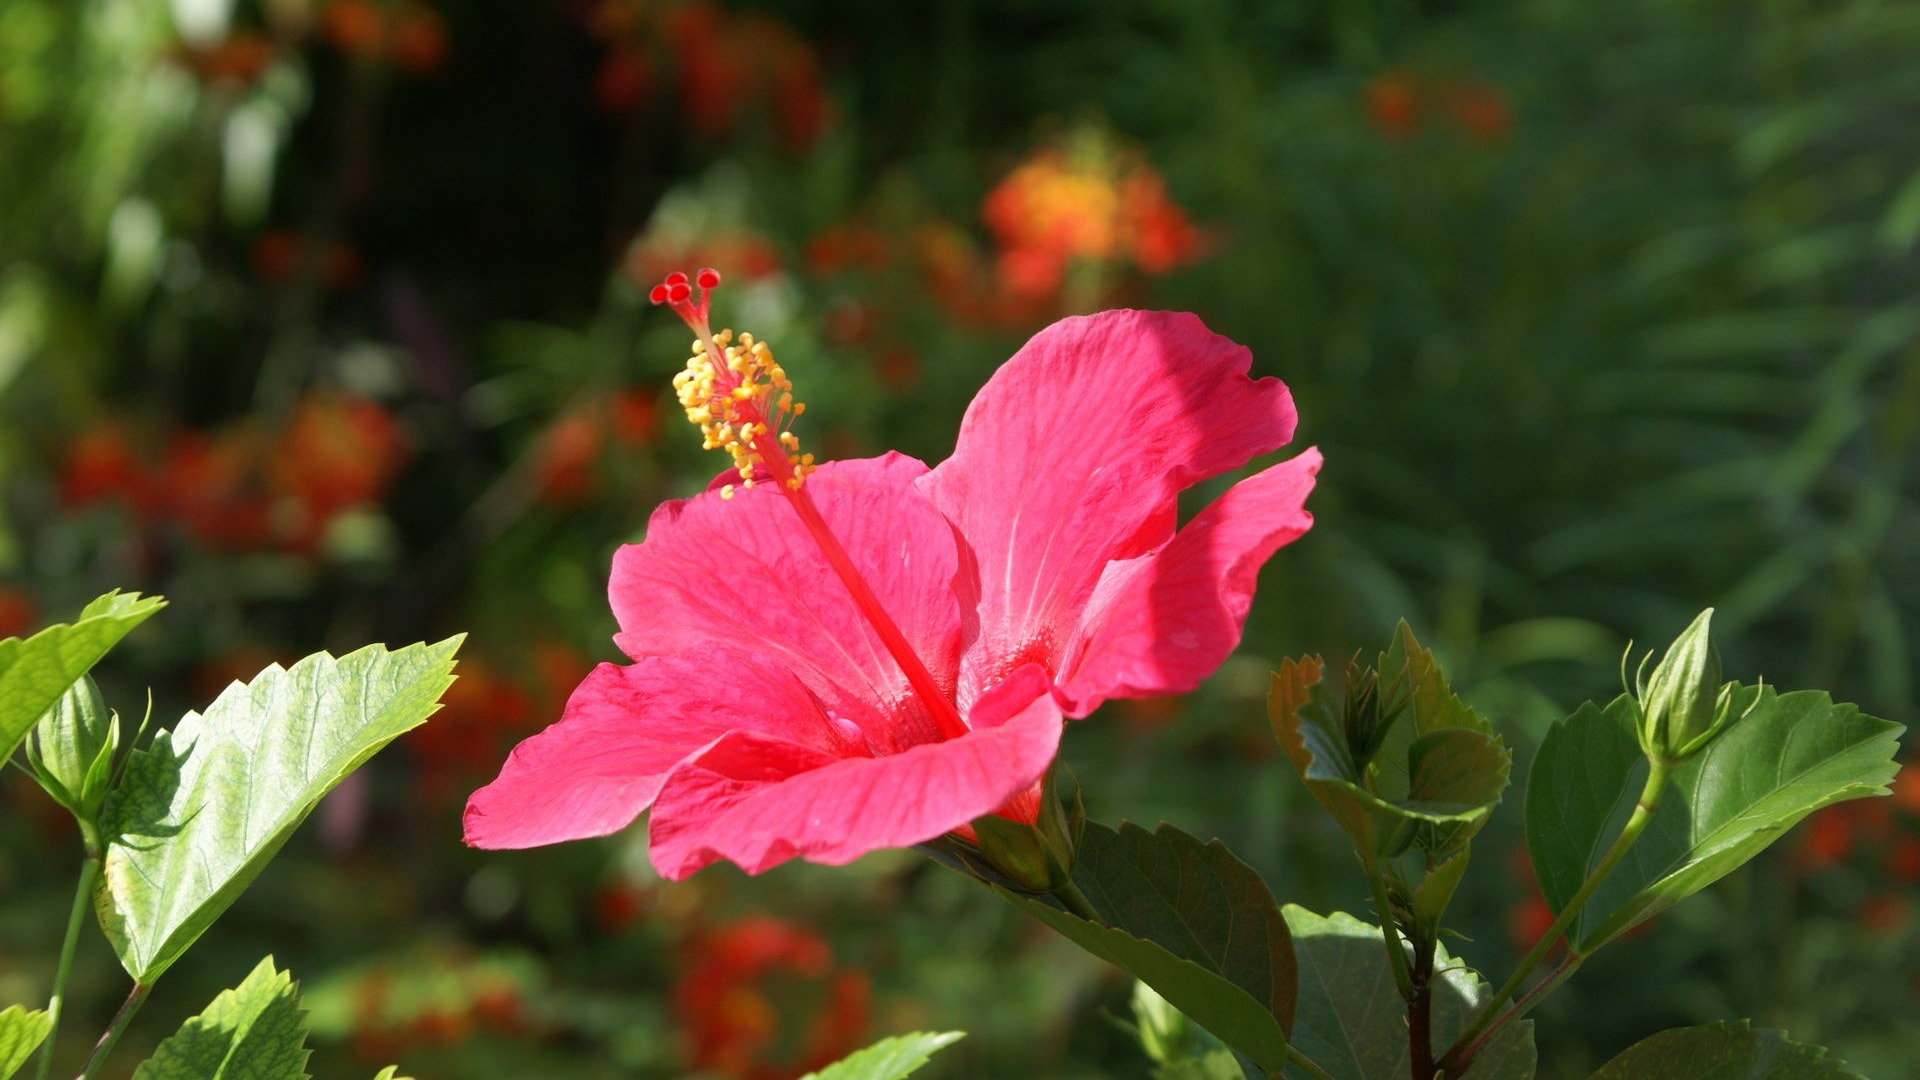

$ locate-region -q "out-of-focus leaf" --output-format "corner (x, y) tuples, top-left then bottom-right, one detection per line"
(1155, 1050), (1248, 1080)
(129, 957), (309, 1080)
(370, 1068), (415, 1080)
(1283, 907), (1534, 1080)
(0, 1006), (51, 1080)
(800, 1031), (965, 1080)
(0, 590), (163, 764)
(1586, 1021), (1864, 1079)
(96, 638), (462, 983)
(1527, 687), (1902, 951)
(999, 822), (1295, 1075)
(1877, 167), (1920, 253)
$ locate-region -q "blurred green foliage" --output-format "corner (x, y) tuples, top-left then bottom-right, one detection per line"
(2, 0), (1915, 1077)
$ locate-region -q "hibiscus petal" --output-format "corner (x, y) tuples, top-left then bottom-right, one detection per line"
(920, 310), (1299, 699)
(463, 650), (854, 849)
(646, 665), (1063, 879)
(610, 452), (963, 751)
(1058, 449), (1322, 716)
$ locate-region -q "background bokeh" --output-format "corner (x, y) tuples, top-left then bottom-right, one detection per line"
(2, 0), (1917, 1076)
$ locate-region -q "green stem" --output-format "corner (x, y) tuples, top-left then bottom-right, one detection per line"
(35, 845), (101, 1080)
(1361, 852), (1414, 1000)
(78, 981), (150, 1080)
(1438, 759), (1672, 1075)
(1052, 877), (1101, 923)
(1444, 952), (1582, 1075)
(1283, 1043), (1339, 1080)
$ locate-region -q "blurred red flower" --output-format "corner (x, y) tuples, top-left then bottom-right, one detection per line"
(270, 390), (408, 548)
(0, 587), (35, 641)
(675, 916), (870, 1080)
(1441, 78), (1512, 144)
(59, 420), (153, 513)
(252, 230), (364, 292)
(1364, 72), (1422, 138)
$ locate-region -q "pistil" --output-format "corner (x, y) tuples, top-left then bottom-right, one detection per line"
(652, 269), (972, 744)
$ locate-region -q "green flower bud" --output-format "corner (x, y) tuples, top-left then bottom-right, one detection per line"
(966, 772), (1081, 895)
(1633, 609), (1738, 763)
(927, 769), (1082, 896)
(24, 675), (121, 823)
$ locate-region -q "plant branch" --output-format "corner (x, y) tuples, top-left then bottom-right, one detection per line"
(35, 843), (101, 1080)
(77, 981), (150, 1080)
(1439, 758), (1671, 1074)
(1442, 952), (1582, 1076)
(1360, 852), (1414, 1000)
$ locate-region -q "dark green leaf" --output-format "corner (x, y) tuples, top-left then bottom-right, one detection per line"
(129, 957), (309, 1080)
(1527, 688), (1902, 951)
(998, 822), (1295, 1074)
(1283, 907), (1534, 1080)
(0, 591), (163, 764)
(0, 1006), (51, 1080)
(96, 639), (462, 982)
(801, 1032), (965, 1080)
(1586, 1021), (1864, 1079)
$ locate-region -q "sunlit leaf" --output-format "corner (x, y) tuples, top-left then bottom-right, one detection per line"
(1283, 907), (1534, 1080)
(0, 1006), (51, 1080)
(1526, 687), (1902, 952)
(998, 821), (1295, 1075)
(801, 1031), (965, 1080)
(1587, 1021), (1864, 1079)
(96, 638), (462, 983)
(130, 957), (309, 1080)
(0, 590), (164, 763)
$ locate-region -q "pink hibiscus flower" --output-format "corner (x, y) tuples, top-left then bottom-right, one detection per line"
(463, 270), (1320, 879)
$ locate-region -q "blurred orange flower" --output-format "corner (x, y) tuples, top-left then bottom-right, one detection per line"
(982, 140), (1203, 301)
(675, 916), (870, 1080)
(320, 0), (449, 74)
(168, 31), (279, 86)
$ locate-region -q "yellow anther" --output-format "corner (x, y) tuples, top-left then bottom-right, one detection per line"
(720, 485), (735, 500)
(674, 327), (816, 493)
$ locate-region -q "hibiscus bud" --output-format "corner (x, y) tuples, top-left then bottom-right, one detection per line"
(24, 675), (122, 825)
(968, 776), (1081, 895)
(1632, 608), (1742, 763)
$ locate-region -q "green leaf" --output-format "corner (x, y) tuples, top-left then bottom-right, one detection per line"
(1270, 625), (1511, 859)
(998, 822), (1296, 1075)
(0, 1006), (52, 1080)
(1283, 907), (1535, 1080)
(1586, 1021), (1864, 1079)
(0, 590), (164, 763)
(130, 957), (309, 1080)
(370, 1068), (415, 1080)
(96, 638), (463, 983)
(1527, 687), (1902, 952)
(800, 1032), (965, 1080)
